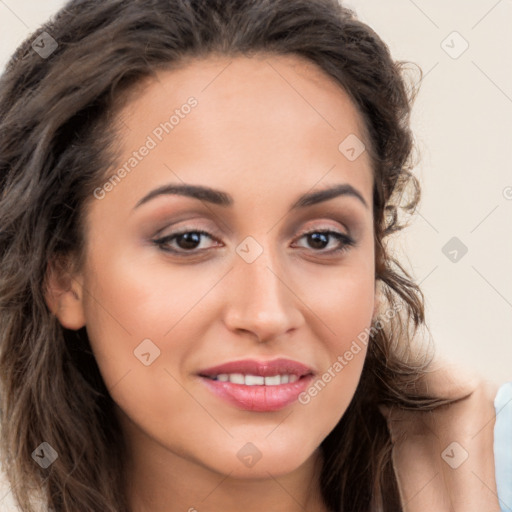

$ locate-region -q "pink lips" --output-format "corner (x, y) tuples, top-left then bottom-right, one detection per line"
(198, 358), (314, 412)
(199, 358), (313, 378)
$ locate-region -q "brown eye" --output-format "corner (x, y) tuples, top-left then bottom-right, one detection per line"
(173, 232), (203, 250)
(153, 229), (221, 255)
(294, 229), (355, 254)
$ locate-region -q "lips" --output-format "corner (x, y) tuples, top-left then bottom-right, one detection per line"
(197, 358), (315, 412)
(198, 357), (314, 379)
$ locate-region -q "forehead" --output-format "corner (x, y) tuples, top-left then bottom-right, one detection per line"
(124, 52), (369, 137)
(110, 53), (373, 208)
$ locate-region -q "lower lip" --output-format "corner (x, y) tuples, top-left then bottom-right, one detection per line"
(199, 375), (314, 412)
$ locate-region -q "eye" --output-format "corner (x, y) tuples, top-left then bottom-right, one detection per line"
(152, 226), (355, 257)
(292, 229), (355, 254)
(152, 229), (220, 255)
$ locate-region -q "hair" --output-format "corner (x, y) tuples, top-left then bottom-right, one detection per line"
(0, 0), (454, 510)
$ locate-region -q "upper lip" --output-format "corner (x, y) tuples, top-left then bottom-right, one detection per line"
(198, 358), (314, 378)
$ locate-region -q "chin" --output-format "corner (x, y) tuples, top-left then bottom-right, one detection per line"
(201, 439), (316, 480)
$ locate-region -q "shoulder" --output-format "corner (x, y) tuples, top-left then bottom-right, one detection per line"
(380, 358), (502, 511)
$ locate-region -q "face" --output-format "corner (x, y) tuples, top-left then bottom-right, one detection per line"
(48, 54), (376, 480)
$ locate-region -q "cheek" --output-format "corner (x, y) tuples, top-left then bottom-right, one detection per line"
(80, 247), (220, 416)
(82, 243), (197, 340)
(296, 263), (375, 425)
(79, 251), (169, 390)
(303, 256), (375, 343)
(80, 263), (194, 440)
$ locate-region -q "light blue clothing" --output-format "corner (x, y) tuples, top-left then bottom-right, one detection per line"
(495, 381), (512, 511)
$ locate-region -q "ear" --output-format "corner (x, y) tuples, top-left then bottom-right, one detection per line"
(44, 254), (86, 330)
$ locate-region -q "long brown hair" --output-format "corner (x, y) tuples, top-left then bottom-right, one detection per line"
(0, 1), (450, 510)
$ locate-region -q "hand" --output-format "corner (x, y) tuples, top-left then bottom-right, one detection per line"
(379, 357), (501, 511)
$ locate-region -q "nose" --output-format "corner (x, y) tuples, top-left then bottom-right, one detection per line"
(223, 244), (305, 343)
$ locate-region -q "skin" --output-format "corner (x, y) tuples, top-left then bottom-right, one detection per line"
(382, 360), (501, 511)
(45, 53), (378, 512)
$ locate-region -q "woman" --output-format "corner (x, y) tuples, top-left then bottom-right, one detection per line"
(0, 0), (506, 511)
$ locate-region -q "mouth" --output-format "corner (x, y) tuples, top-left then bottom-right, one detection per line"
(198, 357), (314, 381)
(201, 373), (304, 385)
(197, 358), (315, 412)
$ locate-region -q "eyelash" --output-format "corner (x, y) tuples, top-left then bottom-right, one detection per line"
(152, 227), (356, 257)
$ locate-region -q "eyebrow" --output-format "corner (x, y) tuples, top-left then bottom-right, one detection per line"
(133, 182), (368, 211)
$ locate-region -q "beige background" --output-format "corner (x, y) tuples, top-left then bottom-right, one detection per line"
(0, 0), (511, 509)
(342, 0), (512, 387)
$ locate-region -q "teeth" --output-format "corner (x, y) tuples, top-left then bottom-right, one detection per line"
(246, 375), (265, 386)
(230, 373), (245, 385)
(264, 375), (281, 386)
(212, 373), (301, 385)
